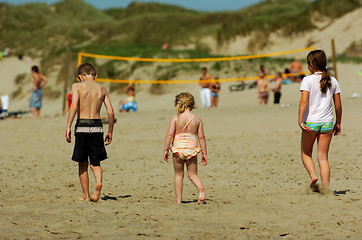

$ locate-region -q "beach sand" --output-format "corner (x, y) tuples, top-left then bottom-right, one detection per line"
(0, 61), (361, 239)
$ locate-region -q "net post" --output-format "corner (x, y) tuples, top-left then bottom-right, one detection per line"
(77, 52), (82, 67)
(331, 39), (338, 80)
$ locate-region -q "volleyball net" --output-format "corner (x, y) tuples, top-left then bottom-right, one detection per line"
(77, 46), (316, 84)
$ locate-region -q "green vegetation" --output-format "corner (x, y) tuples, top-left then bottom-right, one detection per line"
(1, 0), (361, 95)
(1, 0), (360, 59)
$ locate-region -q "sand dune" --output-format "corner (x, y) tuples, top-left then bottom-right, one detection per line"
(0, 56), (361, 239)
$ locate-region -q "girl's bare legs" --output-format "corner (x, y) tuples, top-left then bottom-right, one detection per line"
(78, 161), (90, 201)
(186, 156), (206, 202)
(214, 97), (219, 107)
(211, 97), (215, 107)
(316, 131), (333, 186)
(90, 162), (103, 202)
(173, 154), (185, 203)
(301, 130), (319, 187)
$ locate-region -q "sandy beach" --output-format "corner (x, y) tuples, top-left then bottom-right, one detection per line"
(0, 58), (361, 239)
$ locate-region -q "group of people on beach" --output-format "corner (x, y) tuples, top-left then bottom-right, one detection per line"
(257, 58), (305, 106)
(257, 65), (283, 105)
(64, 49), (341, 203)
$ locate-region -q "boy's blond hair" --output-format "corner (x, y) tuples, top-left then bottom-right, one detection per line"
(175, 92), (195, 114)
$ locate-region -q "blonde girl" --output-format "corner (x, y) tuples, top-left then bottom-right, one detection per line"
(298, 50), (342, 189)
(164, 92), (207, 203)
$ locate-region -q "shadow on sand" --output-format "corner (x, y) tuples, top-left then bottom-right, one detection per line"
(101, 194), (132, 201)
(181, 198), (211, 204)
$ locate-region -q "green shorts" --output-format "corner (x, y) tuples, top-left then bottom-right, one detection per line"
(305, 122), (333, 133)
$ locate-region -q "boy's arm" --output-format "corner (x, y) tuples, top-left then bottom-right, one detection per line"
(103, 88), (115, 145)
(66, 84), (79, 143)
(197, 119), (208, 166)
(333, 93), (342, 135)
(298, 91), (311, 132)
(163, 116), (176, 162)
(41, 75), (48, 89)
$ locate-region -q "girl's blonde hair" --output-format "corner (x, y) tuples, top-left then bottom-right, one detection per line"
(307, 50), (331, 94)
(175, 92), (195, 114)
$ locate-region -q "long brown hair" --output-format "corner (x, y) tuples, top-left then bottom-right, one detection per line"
(307, 50), (331, 94)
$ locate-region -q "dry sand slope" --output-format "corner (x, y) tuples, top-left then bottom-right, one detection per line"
(1, 62), (362, 239)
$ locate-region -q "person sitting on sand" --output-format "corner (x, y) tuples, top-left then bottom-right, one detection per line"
(272, 72), (283, 104)
(211, 77), (221, 108)
(257, 72), (270, 105)
(66, 63), (115, 202)
(298, 50), (342, 190)
(164, 92), (208, 203)
(119, 83), (137, 112)
(30, 66), (48, 119)
(0, 94), (10, 119)
(199, 67), (212, 108)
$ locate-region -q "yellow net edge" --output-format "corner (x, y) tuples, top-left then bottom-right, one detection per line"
(77, 46), (316, 84)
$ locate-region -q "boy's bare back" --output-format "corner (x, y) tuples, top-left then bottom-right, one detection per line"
(73, 81), (107, 119)
(257, 78), (270, 93)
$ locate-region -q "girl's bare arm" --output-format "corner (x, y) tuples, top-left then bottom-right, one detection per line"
(163, 116), (176, 161)
(298, 91), (311, 131)
(198, 119), (208, 166)
(333, 93), (342, 135)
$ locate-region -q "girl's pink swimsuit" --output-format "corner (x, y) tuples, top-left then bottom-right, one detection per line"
(170, 114), (201, 160)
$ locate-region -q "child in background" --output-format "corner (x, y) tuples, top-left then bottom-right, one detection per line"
(164, 92), (208, 203)
(298, 50), (342, 189)
(272, 72), (283, 104)
(257, 73), (270, 105)
(211, 77), (221, 108)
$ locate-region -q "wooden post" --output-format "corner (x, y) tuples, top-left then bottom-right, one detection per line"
(77, 52), (82, 67)
(61, 51), (71, 112)
(331, 39), (338, 80)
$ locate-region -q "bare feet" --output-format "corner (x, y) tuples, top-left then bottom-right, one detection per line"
(198, 187), (206, 203)
(309, 175), (318, 188)
(77, 195), (90, 201)
(90, 184), (102, 202)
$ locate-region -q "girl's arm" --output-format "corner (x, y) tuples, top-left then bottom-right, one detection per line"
(163, 116), (177, 162)
(198, 119), (208, 166)
(298, 91), (312, 132)
(333, 93), (342, 135)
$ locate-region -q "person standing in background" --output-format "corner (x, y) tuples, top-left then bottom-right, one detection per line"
(30, 65), (47, 119)
(199, 67), (212, 108)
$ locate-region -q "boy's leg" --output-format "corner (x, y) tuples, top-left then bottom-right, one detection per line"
(186, 156), (206, 202)
(36, 108), (41, 118)
(316, 131), (333, 186)
(301, 130), (318, 187)
(31, 107), (37, 119)
(173, 154), (185, 203)
(258, 94), (262, 105)
(90, 162), (103, 202)
(78, 161), (90, 201)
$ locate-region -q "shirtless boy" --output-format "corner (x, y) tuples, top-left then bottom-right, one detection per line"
(66, 63), (115, 202)
(257, 73), (270, 105)
(272, 72), (283, 104)
(199, 67), (212, 108)
(30, 66), (48, 119)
